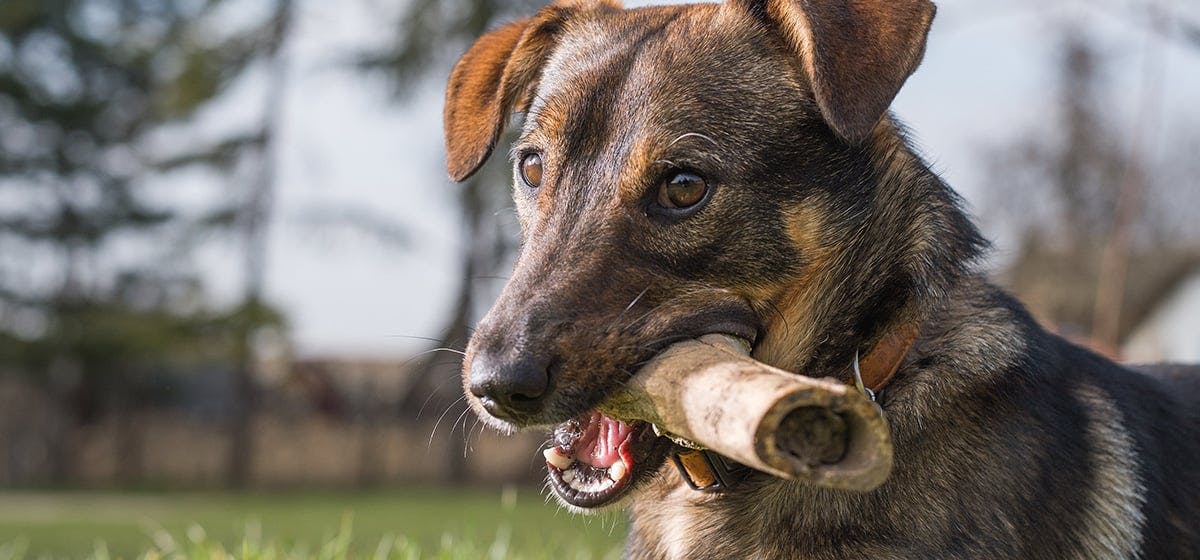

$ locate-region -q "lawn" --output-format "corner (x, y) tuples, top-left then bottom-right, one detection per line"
(0, 488), (627, 559)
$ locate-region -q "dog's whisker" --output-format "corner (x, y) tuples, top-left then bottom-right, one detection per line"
(384, 334), (447, 343)
(455, 410), (475, 458)
(397, 348), (467, 378)
(414, 347), (467, 359)
(414, 372), (467, 421)
(619, 287), (729, 332)
(667, 131), (719, 148)
(609, 286), (651, 331)
(451, 405), (470, 433)
(427, 395), (468, 448)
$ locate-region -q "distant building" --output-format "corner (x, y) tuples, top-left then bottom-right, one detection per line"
(1124, 267), (1200, 363)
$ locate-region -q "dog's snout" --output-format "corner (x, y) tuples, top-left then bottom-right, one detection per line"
(468, 351), (551, 421)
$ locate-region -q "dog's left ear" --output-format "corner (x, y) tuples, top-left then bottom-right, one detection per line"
(734, 0), (936, 143)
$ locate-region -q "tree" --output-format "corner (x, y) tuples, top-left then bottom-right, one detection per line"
(359, 0), (539, 482)
(223, 0), (295, 489)
(984, 29), (1200, 352)
(0, 0), (287, 484)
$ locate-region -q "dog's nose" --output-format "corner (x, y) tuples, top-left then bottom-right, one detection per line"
(468, 352), (550, 421)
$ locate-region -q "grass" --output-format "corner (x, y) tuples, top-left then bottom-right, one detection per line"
(0, 488), (627, 560)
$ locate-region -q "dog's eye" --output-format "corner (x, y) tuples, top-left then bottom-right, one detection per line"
(519, 153), (543, 188)
(656, 172), (708, 210)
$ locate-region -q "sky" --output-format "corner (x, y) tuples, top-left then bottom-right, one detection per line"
(203, 0), (1200, 358)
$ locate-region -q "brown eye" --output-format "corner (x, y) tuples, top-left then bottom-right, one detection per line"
(656, 172), (708, 210)
(520, 153), (543, 188)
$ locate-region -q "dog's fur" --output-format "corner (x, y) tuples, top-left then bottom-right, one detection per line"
(443, 1), (1200, 557)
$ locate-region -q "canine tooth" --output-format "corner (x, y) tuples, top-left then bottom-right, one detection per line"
(609, 460), (628, 481)
(543, 448), (573, 470)
(562, 469), (577, 483)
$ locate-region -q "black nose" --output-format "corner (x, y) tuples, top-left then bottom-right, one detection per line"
(468, 352), (550, 421)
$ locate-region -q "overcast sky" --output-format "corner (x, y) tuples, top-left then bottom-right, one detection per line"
(207, 0), (1200, 358)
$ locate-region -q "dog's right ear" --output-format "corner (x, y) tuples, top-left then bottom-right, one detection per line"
(732, 0), (936, 144)
(444, 11), (559, 182)
(446, 2), (621, 182)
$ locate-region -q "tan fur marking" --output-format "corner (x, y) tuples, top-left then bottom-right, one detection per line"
(1073, 384), (1146, 560)
(752, 203), (834, 372)
(616, 132), (663, 201)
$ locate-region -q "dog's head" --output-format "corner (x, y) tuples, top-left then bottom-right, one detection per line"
(444, 0), (980, 510)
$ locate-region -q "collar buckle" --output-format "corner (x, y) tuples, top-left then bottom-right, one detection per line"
(852, 349), (883, 412)
(671, 449), (744, 492)
(851, 349), (874, 401)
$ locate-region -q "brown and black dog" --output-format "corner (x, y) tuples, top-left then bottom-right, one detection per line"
(442, 0), (1200, 557)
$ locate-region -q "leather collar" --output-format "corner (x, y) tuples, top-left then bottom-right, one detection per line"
(856, 321), (920, 397)
(673, 322), (920, 492)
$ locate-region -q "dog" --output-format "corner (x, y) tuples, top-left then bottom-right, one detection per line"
(442, 0), (1200, 557)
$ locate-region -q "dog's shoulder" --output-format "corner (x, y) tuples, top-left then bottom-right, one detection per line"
(1130, 362), (1200, 398)
(900, 280), (1200, 557)
(1045, 337), (1200, 556)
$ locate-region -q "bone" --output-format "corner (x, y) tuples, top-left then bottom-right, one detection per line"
(598, 334), (894, 491)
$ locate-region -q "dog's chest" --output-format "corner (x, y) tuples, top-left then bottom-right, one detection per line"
(627, 477), (895, 560)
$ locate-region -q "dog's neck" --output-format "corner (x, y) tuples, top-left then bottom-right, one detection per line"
(630, 276), (1037, 559)
(752, 118), (986, 384)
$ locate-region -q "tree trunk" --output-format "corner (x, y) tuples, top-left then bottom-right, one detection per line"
(227, 0), (292, 488)
(114, 393), (145, 486)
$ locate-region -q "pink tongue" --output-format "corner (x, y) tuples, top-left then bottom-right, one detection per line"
(575, 411), (632, 468)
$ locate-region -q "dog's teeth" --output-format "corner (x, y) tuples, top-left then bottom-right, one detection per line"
(544, 447), (574, 470)
(568, 473), (586, 491)
(562, 469), (577, 483)
(567, 473), (614, 494)
(609, 460), (628, 481)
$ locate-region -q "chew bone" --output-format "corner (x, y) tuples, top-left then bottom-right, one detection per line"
(598, 334), (894, 491)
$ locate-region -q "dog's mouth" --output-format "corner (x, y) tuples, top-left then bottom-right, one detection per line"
(543, 411), (670, 510)
(540, 321), (757, 510)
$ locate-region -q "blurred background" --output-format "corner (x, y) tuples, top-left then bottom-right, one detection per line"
(0, 0), (1198, 557)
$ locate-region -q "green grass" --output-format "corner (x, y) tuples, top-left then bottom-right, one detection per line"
(0, 488), (626, 560)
